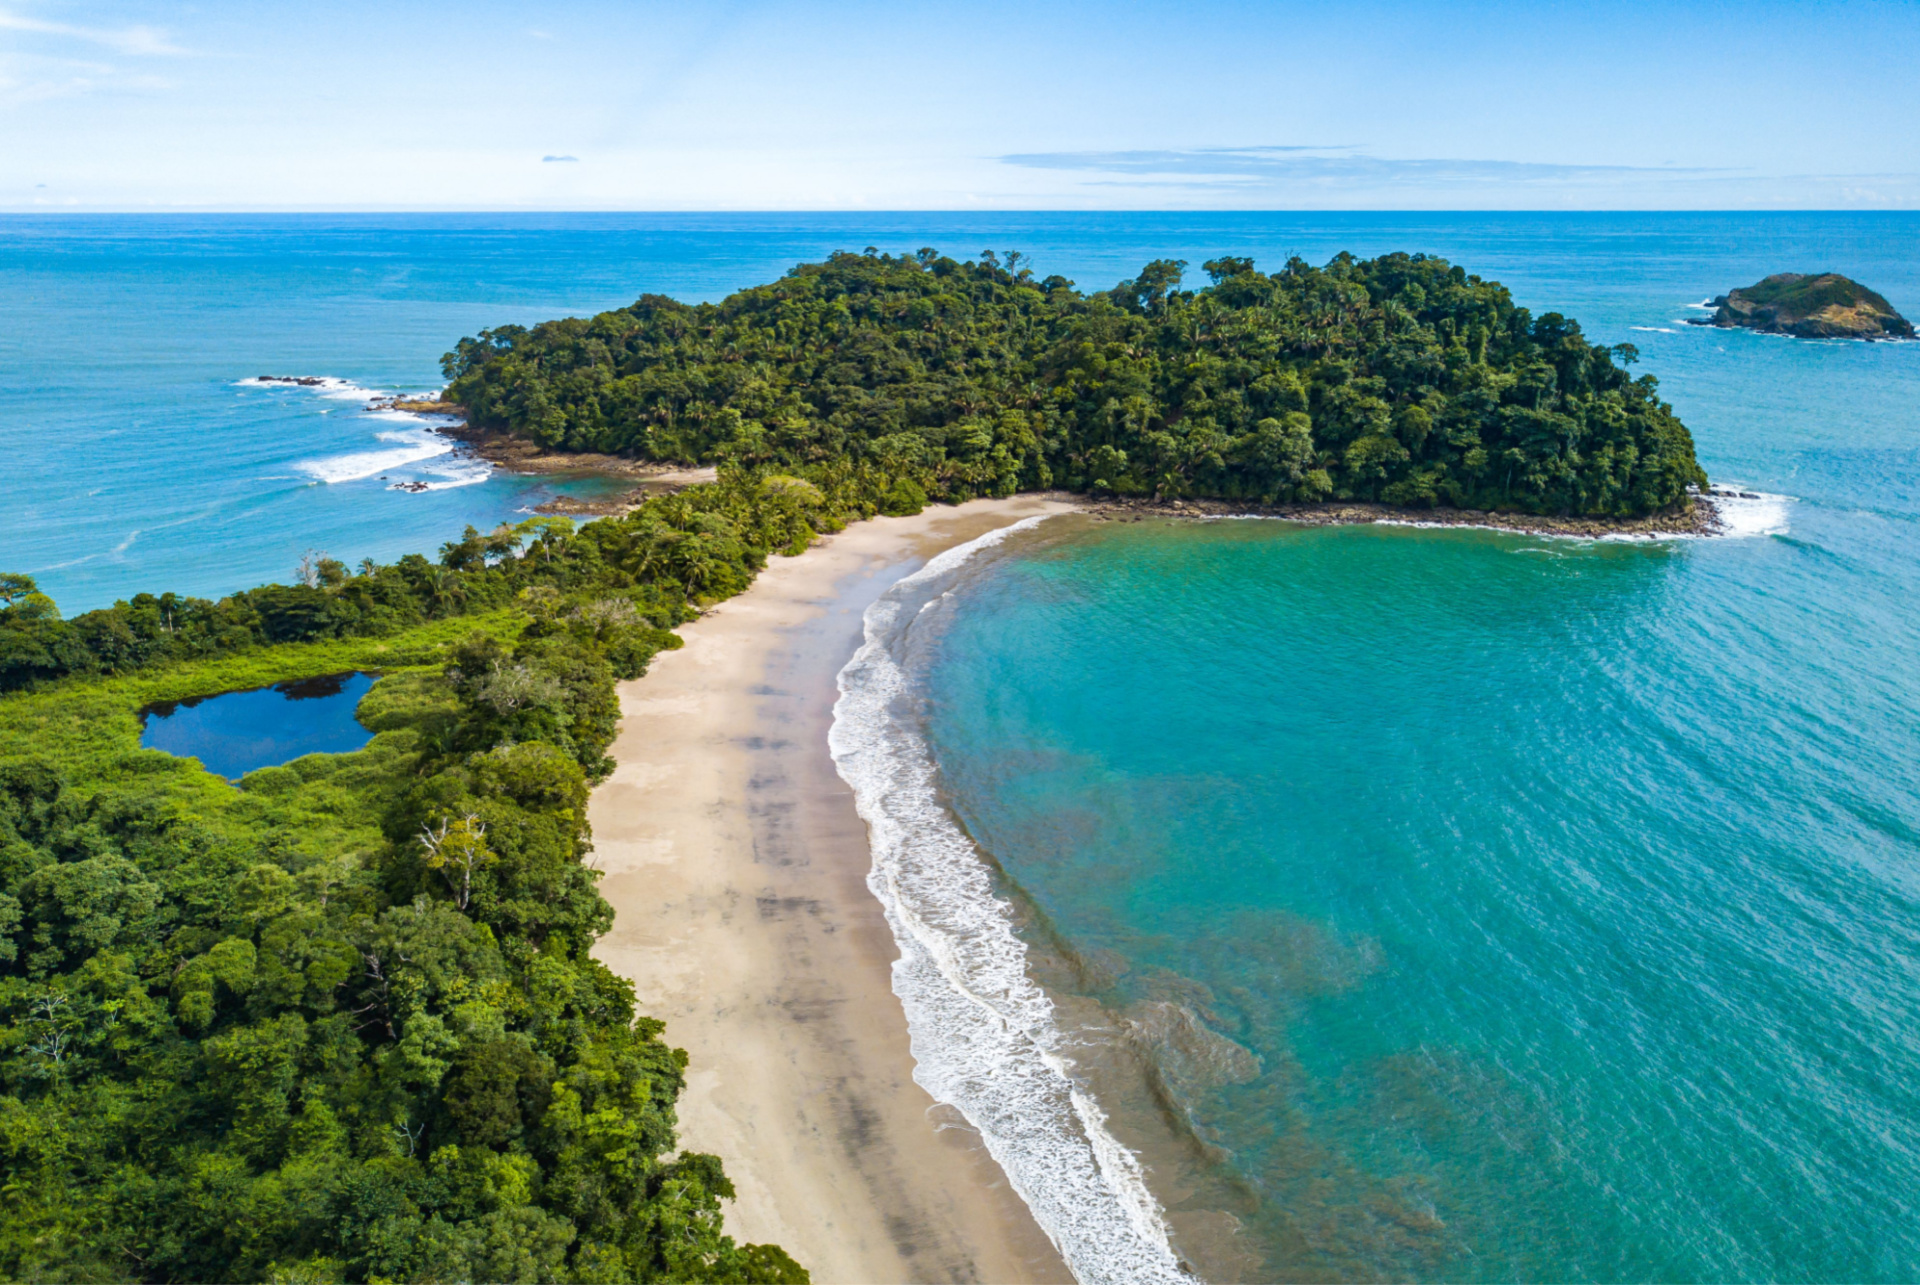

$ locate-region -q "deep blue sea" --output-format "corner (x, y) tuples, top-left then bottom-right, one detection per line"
(9, 212), (1919, 1281)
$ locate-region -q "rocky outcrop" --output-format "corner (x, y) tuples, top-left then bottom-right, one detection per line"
(1691, 273), (1914, 340)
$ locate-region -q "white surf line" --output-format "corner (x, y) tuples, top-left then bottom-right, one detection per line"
(830, 515), (1194, 1285)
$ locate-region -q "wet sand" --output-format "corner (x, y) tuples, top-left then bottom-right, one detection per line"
(589, 496), (1081, 1284)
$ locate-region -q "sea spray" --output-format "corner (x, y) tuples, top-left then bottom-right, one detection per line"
(1702, 488), (1792, 538)
(239, 376), (489, 489)
(297, 428), (459, 484)
(829, 517), (1193, 1285)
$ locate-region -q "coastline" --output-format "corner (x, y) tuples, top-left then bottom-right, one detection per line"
(587, 496), (1081, 1284)
(385, 402), (718, 513)
(1078, 492), (1728, 539)
(392, 404), (1738, 536)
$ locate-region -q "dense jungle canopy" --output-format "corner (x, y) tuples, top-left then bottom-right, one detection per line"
(445, 249), (1708, 517)
(0, 482), (849, 1282)
(0, 247), (1709, 1283)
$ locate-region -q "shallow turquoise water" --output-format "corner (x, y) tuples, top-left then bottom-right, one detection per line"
(926, 493), (1919, 1273)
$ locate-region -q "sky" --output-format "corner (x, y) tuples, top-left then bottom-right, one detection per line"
(3, 0), (1918, 210)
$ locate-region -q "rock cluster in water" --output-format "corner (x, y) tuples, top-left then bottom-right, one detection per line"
(1691, 273), (1914, 339)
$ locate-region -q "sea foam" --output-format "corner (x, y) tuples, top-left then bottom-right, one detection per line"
(234, 375), (385, 401)
(297, 428), (456, 484)
(241, 375), (487, 488)
(1707, 488), (1793, 538)
(830, 517), (1193, 1285)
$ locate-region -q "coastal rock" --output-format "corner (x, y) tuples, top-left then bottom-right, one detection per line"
(1082, 492), (1721, 538)
(1690, 273), (1914, 340)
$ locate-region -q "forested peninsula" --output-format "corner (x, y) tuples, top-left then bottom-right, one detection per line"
(445, 249), (1708, 519)
(0, 248), (1708, 1283)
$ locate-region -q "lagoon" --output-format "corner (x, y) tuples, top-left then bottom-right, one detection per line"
(140, 671), (377, 779)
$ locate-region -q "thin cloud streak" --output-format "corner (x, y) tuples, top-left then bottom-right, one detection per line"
(0, 10), (189, 56)
(990, 145), (1920, 209)
(1000, 146), (1728, 186)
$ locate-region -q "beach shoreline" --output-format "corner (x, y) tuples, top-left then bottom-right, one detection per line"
(1079, 492), (1728, 538)
(587, 496), (1082, 1284)
(387, 404), (1732, 534)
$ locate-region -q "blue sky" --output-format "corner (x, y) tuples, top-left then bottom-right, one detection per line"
(4, 0), (1917, 209)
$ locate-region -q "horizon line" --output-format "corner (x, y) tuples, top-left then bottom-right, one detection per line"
(4, 206), (1919, 216)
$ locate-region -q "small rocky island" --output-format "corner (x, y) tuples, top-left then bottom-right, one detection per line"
(1692, 273), (1914, 340)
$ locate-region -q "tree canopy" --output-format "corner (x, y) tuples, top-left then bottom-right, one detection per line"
(0, 246), (1715, 1281)
(444, 249), (1707, 517)
(0, 471), (880, 1281)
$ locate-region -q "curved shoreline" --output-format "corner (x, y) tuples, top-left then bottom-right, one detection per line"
(587, 497), (1079, 1284)
(579, 486), (1772, 1283)
(1079, 493), (1728, 539)
(829, 517), (1193, 1285)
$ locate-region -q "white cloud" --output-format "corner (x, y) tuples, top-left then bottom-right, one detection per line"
(0, 9), (188, 56)
(0, 62), (99, 108)
(990, 145), (1920, 210)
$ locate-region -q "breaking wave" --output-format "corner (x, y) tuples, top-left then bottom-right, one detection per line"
(235, 375), (385, 401)
(1706, 487), (1793, 538)
(241, 375), (487, 489)
(829, 517), (1193, 1285)
(296, 427), (456, 484)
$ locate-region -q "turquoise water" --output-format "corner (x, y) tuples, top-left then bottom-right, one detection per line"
(12, 212), (1920, 1280)
(141, 671), (377, 779)
(911, 241), (1920, 1279)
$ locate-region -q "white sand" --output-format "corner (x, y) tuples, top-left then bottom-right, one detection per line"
(590, 497), (1081, 1284)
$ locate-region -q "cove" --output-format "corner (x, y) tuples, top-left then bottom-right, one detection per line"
(140, 672), (378, 779)
(923, 515), (1920, 1282)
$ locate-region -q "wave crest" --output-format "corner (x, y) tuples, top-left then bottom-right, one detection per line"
(829, 517), (1192, 1285)
(296, 428), (456, 484)
(1707, 487), (1793, 538)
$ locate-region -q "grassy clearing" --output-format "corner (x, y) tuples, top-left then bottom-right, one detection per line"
(0, 610), (528, 873)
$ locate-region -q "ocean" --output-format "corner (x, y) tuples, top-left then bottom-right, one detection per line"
(11, 212), (1920, 1281)
(826, 222), (1920, 1279)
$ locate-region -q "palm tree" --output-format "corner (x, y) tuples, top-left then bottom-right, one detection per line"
(423, 566), (466, 616)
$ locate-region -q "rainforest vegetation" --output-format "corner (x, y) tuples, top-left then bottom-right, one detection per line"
(0, 247), (1708, 1282)
(0, 470), (871, 1282)
(444, 249), (1708, 517)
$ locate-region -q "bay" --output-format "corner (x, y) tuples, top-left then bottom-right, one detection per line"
(913, 215), (1920, 1280)
(9, 211), (1919, 1281)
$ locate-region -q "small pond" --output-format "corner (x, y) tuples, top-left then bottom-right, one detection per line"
(140, 671), (378, 779)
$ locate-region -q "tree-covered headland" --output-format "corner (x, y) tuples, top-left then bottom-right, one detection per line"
(0, 248), (1707, 1281)
(445, 249), (1707, 517)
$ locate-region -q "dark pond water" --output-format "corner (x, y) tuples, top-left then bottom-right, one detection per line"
(140, 671), (378, 779)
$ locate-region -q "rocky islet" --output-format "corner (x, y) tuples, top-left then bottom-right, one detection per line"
(1691, 272), (1914, 339)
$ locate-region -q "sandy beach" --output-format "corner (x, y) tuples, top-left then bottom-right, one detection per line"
(588, 495), (1082, 1285)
